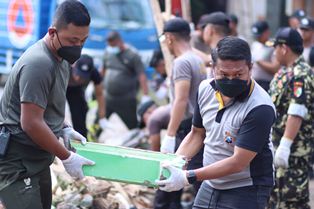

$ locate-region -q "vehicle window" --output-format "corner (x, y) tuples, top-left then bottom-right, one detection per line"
(80, 0), (154, 29)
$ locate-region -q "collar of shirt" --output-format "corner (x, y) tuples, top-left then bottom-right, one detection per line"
(285, 55), (306, 72)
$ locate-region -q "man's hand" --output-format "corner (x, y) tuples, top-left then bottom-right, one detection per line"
(160, 135), (176, 153)
(62, 127), (87, 145)
(155, 165), (188, 192)
(99, 118), (114, 130)
(274, 137), (293, 168)
(62, 151), (95, 179)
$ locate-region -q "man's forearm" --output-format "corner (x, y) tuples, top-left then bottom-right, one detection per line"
(194, 147), (256, 181)
(139, 73), (148, 95)
(22, 119), (70, 160)
(95, 84), (106, 118)
(256, 60), (280, 75)
(194, 156), (243, 181)
(167, 99), (187, 136)
(283, 115), (303, 141)
(176, 128), (204, 159)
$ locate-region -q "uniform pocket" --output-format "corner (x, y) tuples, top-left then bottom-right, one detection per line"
(18, 177), (42, 209)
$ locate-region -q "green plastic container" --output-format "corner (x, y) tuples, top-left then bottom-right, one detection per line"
(72, 142), (185, 187)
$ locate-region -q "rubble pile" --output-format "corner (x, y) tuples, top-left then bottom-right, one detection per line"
(52, 161), (156, 209)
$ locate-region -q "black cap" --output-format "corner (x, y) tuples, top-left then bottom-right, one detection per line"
(266, 27), (303, 48)
(74, 54), (94, 79)
(228, 14), (238, 24)
(290, 9), (306, 19)
(163, 17), (190, 34)
(251, 20), (269, 37)
(137, 100), (156, 128)
(197, 14), (210, 28)
(300, 17), (314, 30)
(199, 12), (230, 28)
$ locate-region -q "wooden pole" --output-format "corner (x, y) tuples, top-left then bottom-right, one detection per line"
(165, 0), (172, 20)
(181, 0), (192, 22)
(150, 0), (173, 76)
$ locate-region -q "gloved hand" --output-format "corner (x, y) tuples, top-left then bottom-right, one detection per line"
(155, 164), (188, 192)
(274, 137), (293, 168)
(140, 95), (151, 104)
(98, 118), (114, 130)
(160, 135), (176, 153)
(62, 127), (87, 145)
(62, 151), (95, 179)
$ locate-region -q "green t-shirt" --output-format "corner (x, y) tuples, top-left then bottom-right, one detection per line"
(0, 39), (70, 190)
(103, 47), (144, 99)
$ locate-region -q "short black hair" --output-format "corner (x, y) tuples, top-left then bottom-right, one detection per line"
(289, 45), (304, 55)
(106, 31), (122, 42)
(211, 24), (230, 36)
(211, 36), (251, 66)
(170, 32), (191, 42)
(53, 0), (90, 30)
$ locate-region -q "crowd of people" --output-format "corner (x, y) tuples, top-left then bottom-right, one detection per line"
(0, 0), (313, 209)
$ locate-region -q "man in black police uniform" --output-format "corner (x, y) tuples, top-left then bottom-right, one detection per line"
(67, 54), (110, 140)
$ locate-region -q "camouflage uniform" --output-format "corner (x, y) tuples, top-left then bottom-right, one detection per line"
(268, 56), (314, 209)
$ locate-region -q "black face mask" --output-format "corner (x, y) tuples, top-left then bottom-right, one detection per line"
(55, 32), (82, 64)
(215, 78), (248, 98)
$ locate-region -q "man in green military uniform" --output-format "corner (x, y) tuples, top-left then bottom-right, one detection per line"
(268, 27), (314, 209)
(0, 1), (95, 209)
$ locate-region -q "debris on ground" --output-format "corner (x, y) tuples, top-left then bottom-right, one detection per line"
(51, 160), (156, 209)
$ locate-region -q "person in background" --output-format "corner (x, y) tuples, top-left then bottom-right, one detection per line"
(156, 37), (276, 209)
(102, 31), (150, 130)
(298, 17), (314, 64)
(157, 17), (207, 209)
(190, 14), (211, 54)
(288, 9), (306, 29)
(66, 54), (110, 139)
(137, 101), (171, 152)
(149, 49), (168, 100)
(201, 12), (230, 50)
(268, 27), (314, 209)
(200, 12), (230, 77)
(228, 14), (240, 37)
(0, 1), (95, 208)
(251, 20), (280, 91)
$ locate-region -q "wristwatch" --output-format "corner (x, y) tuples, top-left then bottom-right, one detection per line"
(186, 170), (197, 184)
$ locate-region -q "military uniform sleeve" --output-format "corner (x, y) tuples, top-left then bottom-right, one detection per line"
(19, 64), (53, 109)
(235, 105), (275, 153)
(287, 75), (309, 118)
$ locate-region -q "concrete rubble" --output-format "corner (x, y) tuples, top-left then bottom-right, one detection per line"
(51, 159), (156, 209)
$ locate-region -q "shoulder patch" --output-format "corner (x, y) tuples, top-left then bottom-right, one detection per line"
(293, 81), (303, 98)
